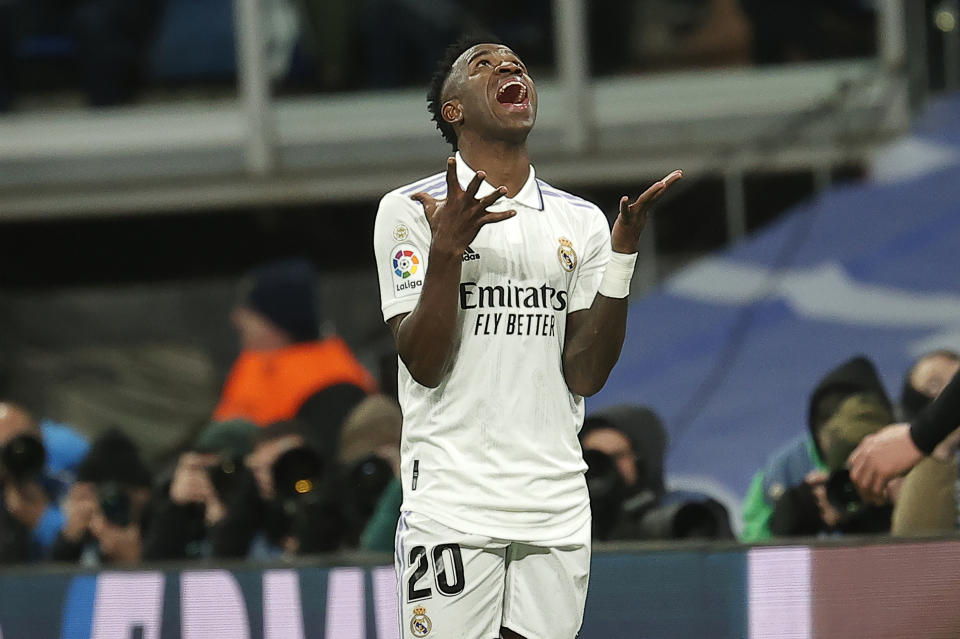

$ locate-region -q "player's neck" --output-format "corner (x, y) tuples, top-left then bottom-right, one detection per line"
(457, 139), (531, 198)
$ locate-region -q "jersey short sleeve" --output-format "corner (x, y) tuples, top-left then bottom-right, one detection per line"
(568, 206), (612, 313)
(373, 191), (433, 321)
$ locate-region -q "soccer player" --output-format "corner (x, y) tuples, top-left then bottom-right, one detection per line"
(373, 37), (682, 639)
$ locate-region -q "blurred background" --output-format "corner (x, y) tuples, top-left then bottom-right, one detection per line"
(2, 0), (960, 637)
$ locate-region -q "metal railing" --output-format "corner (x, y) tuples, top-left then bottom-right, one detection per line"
(0, 0), (911, 236)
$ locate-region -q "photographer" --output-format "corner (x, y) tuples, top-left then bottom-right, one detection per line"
(338, 395), (403, 552)
(245, 420), (343, 558)
(582, 405), (732, 541)
(742, 355), (891, 542)
(769, 392), (895, 537)
(51, 429), (152, 565)
(0, 402), (89, 562)
(142, 419), (261, 561)
(269, 444), (342, 556)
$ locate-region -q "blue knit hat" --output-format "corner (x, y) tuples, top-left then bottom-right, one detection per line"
(245, 258), (320, 342)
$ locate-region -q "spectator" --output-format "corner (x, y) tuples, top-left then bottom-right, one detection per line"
(213, 258), (377, 464)
(142, 419), (261, 561)
(897, 349), (960, 422)
(768, 392), (895, 537)
(51, 429), (152, 566)
(738, 0), (874, 65)
(358, 0), (464, 89)
(295, 0), (355, 91)
(0, 0), (161, 111)
(740, 355), (889, 542)
(581, 405), (732, 541)
(0, 402), (89, 562)
(338, 395), (402, 551)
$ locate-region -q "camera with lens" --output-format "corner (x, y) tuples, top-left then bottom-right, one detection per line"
(270, 446), (341, 553)
(342, 453), (394, 539)
(97, 482), (132, 527)
(583, 448), (629, 539)
(825, 468), (867, 518)
(206, 456), (253, 506)
(584, 448), (731, 541)
(0, 433), (46, 484)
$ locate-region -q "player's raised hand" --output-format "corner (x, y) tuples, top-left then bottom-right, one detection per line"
(410, 157), (516, 260)
(611, 170), (683, 254)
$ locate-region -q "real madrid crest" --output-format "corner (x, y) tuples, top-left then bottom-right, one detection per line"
(410, 606), (432, 637)
(557, 236), (577, 272)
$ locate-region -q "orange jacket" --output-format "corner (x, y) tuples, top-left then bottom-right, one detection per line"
(213, 336), (377, 426)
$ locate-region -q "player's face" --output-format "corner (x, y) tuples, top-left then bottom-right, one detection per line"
(447, 43), (538, 143)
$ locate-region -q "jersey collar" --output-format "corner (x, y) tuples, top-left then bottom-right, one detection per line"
(455, 151), (544, 211)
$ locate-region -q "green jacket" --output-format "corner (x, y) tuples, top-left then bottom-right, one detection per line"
(360, 478), (403, 553)
(741, 435), (826, 543)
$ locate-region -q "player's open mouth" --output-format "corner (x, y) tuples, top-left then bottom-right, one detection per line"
(495, 80), (530, 110)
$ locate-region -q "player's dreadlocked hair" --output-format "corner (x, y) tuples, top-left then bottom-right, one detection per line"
(427, 34), (499, 152)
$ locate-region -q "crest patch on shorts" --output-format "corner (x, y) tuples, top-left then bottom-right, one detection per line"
(410, 606), (432, 637)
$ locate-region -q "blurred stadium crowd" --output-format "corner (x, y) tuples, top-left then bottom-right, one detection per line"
(2, 253), (958, 568)
(0, 0), (879, 111)
(1, 0), (959, 572)
(0, 259), (403, 565)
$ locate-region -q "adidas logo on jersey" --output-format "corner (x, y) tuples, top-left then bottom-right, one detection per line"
(462, 247), (481, 262)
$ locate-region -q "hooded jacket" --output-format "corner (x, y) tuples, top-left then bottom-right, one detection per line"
(806, 355), (891, 459)
(741, 355), (890, 542)
(768, 393), (894, 537)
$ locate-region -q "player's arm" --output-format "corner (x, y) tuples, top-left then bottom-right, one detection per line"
(849, 368), (960, 502)
(562, 170), (682, 397)
(388, 158), (515, 388)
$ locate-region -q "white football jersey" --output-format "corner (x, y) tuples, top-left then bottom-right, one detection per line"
(373, 152), (611, 541)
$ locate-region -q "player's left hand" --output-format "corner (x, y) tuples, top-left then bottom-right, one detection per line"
(611, 170), (683, 254)
(848, 423), (924, 504)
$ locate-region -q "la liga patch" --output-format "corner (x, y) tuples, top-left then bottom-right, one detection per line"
(391, 243), (425, 297)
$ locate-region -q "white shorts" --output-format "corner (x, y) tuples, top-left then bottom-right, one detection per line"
(394, 510), (591, 639)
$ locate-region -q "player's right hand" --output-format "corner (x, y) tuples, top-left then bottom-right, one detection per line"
(410, 157), (516, 260)
(848, 423), (924, 504)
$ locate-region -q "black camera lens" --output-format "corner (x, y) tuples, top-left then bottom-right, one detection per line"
(583, 448), (629, 540)
(272, 447), (324, 501)
(207, 457), (243, 501)
(583, 448), (624, 501)
(825, 469), (865, 514)
(349, 455), (392, 506)
(98, 482), (132, 527)
(0, 433), (46, 482)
